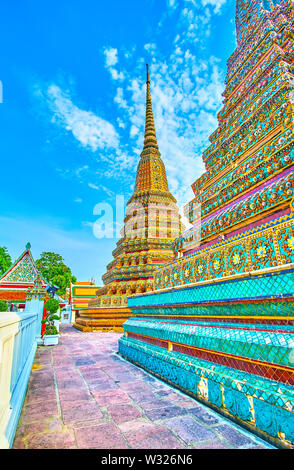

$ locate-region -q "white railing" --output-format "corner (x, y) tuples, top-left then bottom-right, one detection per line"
(0, 311), (38, 448)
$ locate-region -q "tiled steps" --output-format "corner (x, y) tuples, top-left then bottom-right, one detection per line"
(123, 318), (294, 368)
(119, 336), (294, 448)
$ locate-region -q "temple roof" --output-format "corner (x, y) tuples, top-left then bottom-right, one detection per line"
(0, 244), (47, 288)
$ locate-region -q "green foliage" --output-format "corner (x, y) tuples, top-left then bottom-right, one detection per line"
(36, 252), (77, 296)
(44, 325), (58, 336)
(43, 298), (60, 336)
(0, 247), (12, 276)
(0, 300), (8, 312)
(45, 298), (60, 314)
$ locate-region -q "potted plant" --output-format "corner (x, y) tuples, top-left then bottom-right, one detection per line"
(42, 298), (61, 346)
(0, 300), (8, 312)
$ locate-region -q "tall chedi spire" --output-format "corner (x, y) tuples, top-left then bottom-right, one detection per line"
(131, 65), (175, 203)
(143, 64), (158, 151)
(74, 64), (184, 333)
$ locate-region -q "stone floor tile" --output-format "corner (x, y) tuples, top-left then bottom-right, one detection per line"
(88, 380), (118, 391)
(26, 387), (56, 404)
(61, 401), (103, 423)
(12, 437), (26, 449)
(75, 423), (128, 449)
(165, 415), (217, 444)
(175, 398), (199, 409)
(118, 419), (158, 434)
(107, 403), (142, 424)
(144, 405), (187, 421)
(92, 389), (131, 406)
(48, 417), (63, 431)
(189, 406), (220, 425)
(56, 379), (87, 390)
(75, 357), (96, 366)
(194, 440), (231, 449)
(67, 418), (106, 429)
(137, 398), (172, 411)
(26, 432), (77, 449)
(15, 420), (48, 437)
(125, 426), (183, 449)
(21, 400), (59, 424)
(213, 424), (255, 447)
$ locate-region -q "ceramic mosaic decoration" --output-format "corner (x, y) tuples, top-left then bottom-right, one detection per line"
(119, 0), (294, 448)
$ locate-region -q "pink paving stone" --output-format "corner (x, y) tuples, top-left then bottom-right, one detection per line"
(92, 389), (131, 406)
(107, 403), (142, 424)
(175, 398), (200, 409)
(128, 391), (157, 402)
(67, 418), (106, 429)
(81, 370), (110, 382)
(15, 420), (49, 437)
(88, 380), (119, 391)
(26, 432), (77, 449)
(194, 440), (231, 449)
(124, 426), (183, 449)
(137, 398), (173, 411)
(158, 391), (187, 402)
(57, 379), (87, 390)
(34, 357), (52, 364)
(79, 364), (108, 375)
(12, 437), (26, 449)
(54, 359), (72, 371)
(29, 375), (55, 388)
(54, 370), (77, 379)
(118, 419), (160, 434)
(92, 360), (122, 369)
(119, 381), (154, 393)
(58, 389), (92, 402)
(110, 374), (137, 383)
(75, 423), (128, 449)
(145, 405), (187, 421)
(48, 418), (63, 432)
(21, 400), (59, 424)
(249, 444), (272, 449)
(28, 383), (55, 394)
(61, 400), (103, 423)
(164, 415), (217, 444)
(26, 387), (56, 404)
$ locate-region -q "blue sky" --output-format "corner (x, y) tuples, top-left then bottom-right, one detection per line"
(0, 0), (236, 283)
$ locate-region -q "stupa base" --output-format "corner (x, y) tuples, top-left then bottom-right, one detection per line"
(73, 306), (131, 333)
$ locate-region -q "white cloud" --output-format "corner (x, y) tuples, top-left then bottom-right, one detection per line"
(88, 183), (115, 198)
(109, 68), (125, 81)
(201, 0), (228, 14)
(130, 125), (139, 138)
(44, 84), (119, 152)
(104, 47), (125, 81)
(167, 0), (178, 9)
(104, 47), (118, 67)
(144, 43), (157, 56)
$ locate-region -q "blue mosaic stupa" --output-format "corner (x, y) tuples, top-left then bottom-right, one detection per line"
(119, 0), (294, 448)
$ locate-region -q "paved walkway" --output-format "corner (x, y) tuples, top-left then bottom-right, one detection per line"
(13, 325), (272, 449)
